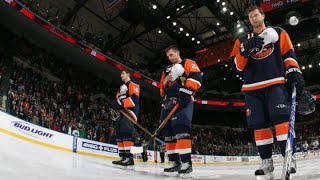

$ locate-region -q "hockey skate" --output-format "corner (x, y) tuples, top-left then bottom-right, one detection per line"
(178, 161), (193, 179)
(163, 161), (181, 176)
(285, 156), (296, 180)
(255, 158), (274, 180)
(112, 156), (125, 165)
(116, 157), (134, 170)
(290, 156), (297, 174)
(118, 157), (134, 166)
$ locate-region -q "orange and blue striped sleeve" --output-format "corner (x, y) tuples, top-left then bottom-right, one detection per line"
(279, 29), (300, 69)
(229, 39), (248, 72)
(183, 59), (202, 92)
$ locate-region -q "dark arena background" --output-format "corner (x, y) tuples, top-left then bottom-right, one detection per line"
(0, 0), (319, 179)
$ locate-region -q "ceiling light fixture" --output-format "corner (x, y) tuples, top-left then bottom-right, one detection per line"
(152, 4), (157, 9)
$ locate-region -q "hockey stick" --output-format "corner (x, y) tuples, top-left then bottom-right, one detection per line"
(130, 103), (179, 153)
(281, 84), (297, 180)
(119, 110), (165, 145)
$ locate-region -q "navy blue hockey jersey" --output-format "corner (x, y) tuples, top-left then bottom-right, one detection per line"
(230, 27), (300, 91)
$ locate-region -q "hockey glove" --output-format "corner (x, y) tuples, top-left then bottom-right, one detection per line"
(178, 88), (193, 108)
(112, 95), (127, 110)
(285, 67), (305, 101)
(162, 97), (178, 110)
(240, 35), (264, 57)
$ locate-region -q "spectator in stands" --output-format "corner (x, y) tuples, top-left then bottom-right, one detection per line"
(72, 125), (80, 137)
(1, 28), (319, 157)
(99, 134), (107, 143)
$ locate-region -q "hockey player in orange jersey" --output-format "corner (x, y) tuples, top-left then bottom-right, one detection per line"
(159, 45), (202, 176)
(229, 5), (315, 180)
(112, 69), (140, 167)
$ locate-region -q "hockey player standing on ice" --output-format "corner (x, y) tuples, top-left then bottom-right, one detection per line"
(112, 69), (140, 166)
(159, 45), (202, 176)
(229, 5), (315, 180)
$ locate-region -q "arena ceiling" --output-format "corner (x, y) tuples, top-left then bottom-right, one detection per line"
(17, 0), (320, 94)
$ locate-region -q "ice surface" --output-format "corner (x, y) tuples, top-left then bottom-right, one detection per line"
(1, 131), (319, 180)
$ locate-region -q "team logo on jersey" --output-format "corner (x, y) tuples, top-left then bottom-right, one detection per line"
(246, 108), (251, 117)
(251, 43), (274, 60)
(191, 64), (200, 71)
(276, 104), (287, 109)
(133, 87), (139, 93)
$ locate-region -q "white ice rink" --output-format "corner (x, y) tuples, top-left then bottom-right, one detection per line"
(1, 131), (320, 180)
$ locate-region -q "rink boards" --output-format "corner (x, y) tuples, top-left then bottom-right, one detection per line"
(0, 111), (305, 164)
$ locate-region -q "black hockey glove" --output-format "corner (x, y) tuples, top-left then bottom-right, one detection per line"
(285, 67), (305, 101)
(163, 97), (178, 110)
(112, 101), (123, 110)
(240, 36), (264, 57)
(112, 95), (126, 110)
(178, 88), (193, 109)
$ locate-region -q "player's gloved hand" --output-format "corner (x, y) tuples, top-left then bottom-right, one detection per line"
(119, 84), (128, 95)
(240, 35), (264, 57)
(177, 88), (193, 108)
(112, 95), (126, 110)
(112, 101), (123, 110)
(285, 67), (305, 101)
(162, 97), (178, 110)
